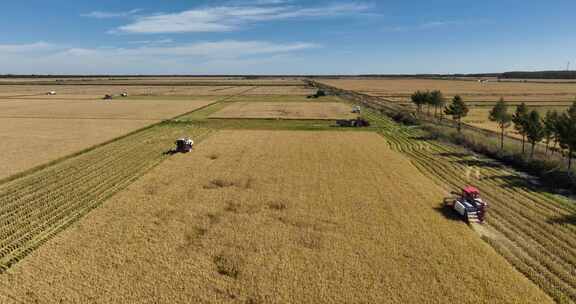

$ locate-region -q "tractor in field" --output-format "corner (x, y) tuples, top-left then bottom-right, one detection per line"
(175, 138), (194, 153)
(46, 91), (57, 95)
(444, 186), (488, 224)
(336, 117), (370, 128)
(307, 90), (327, 99)
(352, 106), (362, 114)
(103, 94), (113, 100)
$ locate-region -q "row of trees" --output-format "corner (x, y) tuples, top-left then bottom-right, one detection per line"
(490, 100), (576, 168)
(411, 90), (576, 169)
(410, 90), (446, 118)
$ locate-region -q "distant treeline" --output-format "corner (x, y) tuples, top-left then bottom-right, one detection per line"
(1, 71), (576, 79)
(500, 71), (576, 79)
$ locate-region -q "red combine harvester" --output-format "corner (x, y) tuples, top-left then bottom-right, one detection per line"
(444, 186), (488, 224)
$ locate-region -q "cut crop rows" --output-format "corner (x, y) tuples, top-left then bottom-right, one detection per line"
(366, 110), (576, 304)
(0, 123), (213, 272)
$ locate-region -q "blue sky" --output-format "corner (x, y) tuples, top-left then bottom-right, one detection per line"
(1, 0), (575, 74)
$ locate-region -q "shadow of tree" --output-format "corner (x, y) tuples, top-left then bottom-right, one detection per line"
(481, 174), (529, 188)
(436, 152), (470, 158)
(548, 214), (576, 225)
(453, 159), (502, 169)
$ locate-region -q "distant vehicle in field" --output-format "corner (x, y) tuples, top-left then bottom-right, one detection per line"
(307, 90), (326, 99)
(103, 94), (113, 100)
(46, 91), (57, 95)
(175, 138), (194, 153)
(352, 106), (361, 114)
(444, 186), (488, 223)
(120, 92), (129, 97)
(336, 118), (370, 128)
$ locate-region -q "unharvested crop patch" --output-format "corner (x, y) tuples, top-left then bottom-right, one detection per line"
(464, 105), (570, 139)
(0, 98), (218, 120)
(0, 118), (156, 180)
(0, 130), (551, 303)
(209, 101), (355, 120)
(0, 98), (219, 179)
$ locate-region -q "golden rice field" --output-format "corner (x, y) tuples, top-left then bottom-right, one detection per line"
(463, 105), (570, 137)
(0, 78), (574, 304)
(244, 85), (315, 95)
(365, 109), (576, 304)
(0, 84), (259, 99)
(0, 122), (213, 275)
(0, 98), (218, 120)
(0, 131), (551, 304)
(320, 78), (576, 105)
(0, 77), (304, 87)
(209, 102), (355, 120)
(0, 97), (219, 180)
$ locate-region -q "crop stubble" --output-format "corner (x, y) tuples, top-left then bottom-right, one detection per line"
(209, 102), (355, 120)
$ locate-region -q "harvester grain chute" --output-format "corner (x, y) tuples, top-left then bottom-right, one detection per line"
(444, 186), (488, 224)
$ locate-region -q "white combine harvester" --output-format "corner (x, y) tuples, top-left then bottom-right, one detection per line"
(46, 91), (57, 95)
(444, 186), (488, 224)
(175, 138), (194, 153)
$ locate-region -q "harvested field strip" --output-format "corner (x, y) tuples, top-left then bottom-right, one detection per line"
(364, 110), (576, 303)
(0, 123), (213, 272)
(209, 101), (354, 120)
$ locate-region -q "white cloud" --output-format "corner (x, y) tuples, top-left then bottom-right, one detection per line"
(117, 3), (370, 33)
(384, 20), (488, 32)
(64, 40), (319, 59)
(128, 39), (174, 45)
(0, 40), (319, 74)
(0, 42), (54, 52)
(82, 9), (142, 19)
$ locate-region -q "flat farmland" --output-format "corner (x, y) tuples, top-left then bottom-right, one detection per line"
(0, 131), (551, 304)
(366, 110), (576, 303)
(0, 98), (217, 120)
(209, 101), (355, 120)
(464, 105), (570, 137)
(0, 85), (255, 99)
(320, 78), (576, 105)
(0, 118), (154, 179)
(0, 96), (219, 180)
(0, 78), (304, 87)
(246, 85), (315, 95)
